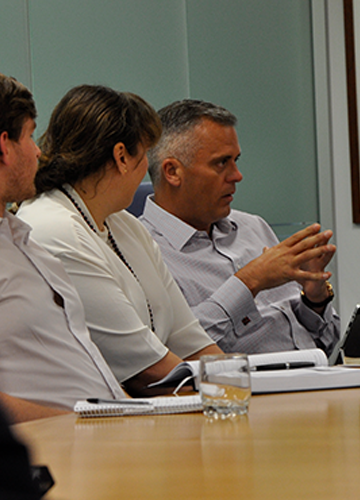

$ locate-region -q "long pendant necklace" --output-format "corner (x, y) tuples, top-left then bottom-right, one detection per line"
(60, 187), (155, 332)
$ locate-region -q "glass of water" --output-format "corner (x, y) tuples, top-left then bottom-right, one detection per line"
(199, 353), (251, 419)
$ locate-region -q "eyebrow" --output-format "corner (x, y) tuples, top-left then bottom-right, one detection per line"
(212, 152), (241, 164)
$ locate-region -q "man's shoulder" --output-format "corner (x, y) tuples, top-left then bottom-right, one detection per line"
(229, 208), (273, 229)
(229, 208), (265, 223)
(0, 211), (33, 249)
(141, 197), (190, 239)
(140, 196), (175, 226)
(228, 209), (279, 245)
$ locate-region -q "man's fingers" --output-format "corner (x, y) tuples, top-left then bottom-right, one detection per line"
(282, 224), (333, 253)
(296, 269), (332, 282)
(294, 244), (336, 267)
(282, 223), (321, 247)
(290, 230), (334, 257)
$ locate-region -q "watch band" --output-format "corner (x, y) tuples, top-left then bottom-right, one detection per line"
(301, 281), (334, 309)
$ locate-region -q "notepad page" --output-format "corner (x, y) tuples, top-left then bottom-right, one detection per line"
(74, 395), (203, 418)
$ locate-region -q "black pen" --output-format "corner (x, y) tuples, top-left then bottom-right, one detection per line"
(87, 398), (152, 405)
(251, 361), (315, 372)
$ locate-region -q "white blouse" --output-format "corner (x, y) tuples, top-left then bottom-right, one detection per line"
(18, 186), (214, 383)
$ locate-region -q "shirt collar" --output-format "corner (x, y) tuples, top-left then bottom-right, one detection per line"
(142, 195), (238, 250)
(212, 215), (238, 236)
(0, 210), (32, 246)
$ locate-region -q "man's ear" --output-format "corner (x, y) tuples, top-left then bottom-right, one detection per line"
(162, 158), (183, 187)
(0, 131), (11, 165)
(112, 142), (128, 174)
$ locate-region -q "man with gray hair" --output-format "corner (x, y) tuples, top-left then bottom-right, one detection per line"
(140, 99), (340, 356)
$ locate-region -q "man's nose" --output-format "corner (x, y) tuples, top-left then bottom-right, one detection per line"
(228, 163), (243, 183)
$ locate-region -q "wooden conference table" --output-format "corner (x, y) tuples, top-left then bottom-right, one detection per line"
(14, 388), (360, 500)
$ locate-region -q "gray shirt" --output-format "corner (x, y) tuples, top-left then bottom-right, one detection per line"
(140, 197), (340, 356)
(0, 212), (125, 410)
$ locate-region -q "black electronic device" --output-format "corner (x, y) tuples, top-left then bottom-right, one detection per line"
(328, 304), (360, 365)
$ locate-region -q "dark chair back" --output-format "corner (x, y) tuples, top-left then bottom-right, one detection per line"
(126, 182), (154, 217)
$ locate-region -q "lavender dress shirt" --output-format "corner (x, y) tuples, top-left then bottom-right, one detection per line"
(140, 196), (340, 356)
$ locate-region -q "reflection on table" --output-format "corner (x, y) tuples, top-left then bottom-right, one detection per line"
(14, 388), (360, 500)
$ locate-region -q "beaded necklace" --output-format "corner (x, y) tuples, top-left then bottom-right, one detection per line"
(60, 187), (155, 332)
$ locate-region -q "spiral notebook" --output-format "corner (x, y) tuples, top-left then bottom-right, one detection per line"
(74, 395), (203, 418)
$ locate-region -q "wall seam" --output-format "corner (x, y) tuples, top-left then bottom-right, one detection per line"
(23, 0), (33, 92)
(183, 0), (191, 97)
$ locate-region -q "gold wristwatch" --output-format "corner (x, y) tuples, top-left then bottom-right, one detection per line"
(301, 281), (334, 309)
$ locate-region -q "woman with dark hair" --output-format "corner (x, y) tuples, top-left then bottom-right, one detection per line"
(18, 85), (220, 397)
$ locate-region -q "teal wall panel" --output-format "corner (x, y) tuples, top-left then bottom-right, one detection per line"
(186, 0), (318, 227)
(0, 0), (318, 234)
(28, 0), (190, 134)
(0, 0), (32, 88)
